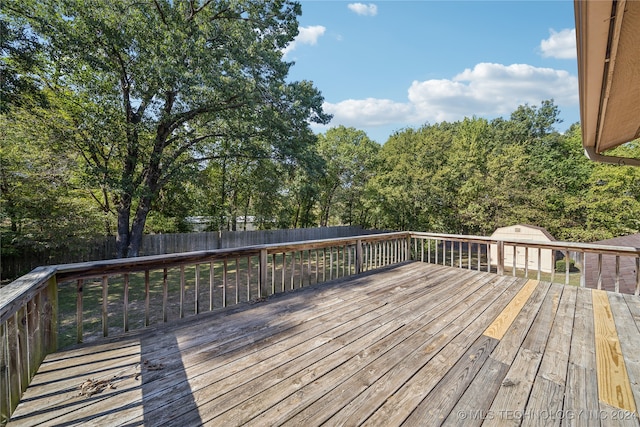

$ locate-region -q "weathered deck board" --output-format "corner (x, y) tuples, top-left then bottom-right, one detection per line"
(8, 262), (640, 427)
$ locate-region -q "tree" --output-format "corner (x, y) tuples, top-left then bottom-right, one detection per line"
(0, 16), (46, 112)
(316, 126), (379, 226)
(5, 0), (330, 257)
(0, 107), (104, 254)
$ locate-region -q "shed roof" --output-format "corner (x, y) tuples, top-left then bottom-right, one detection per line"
(491, 224), (556, 242)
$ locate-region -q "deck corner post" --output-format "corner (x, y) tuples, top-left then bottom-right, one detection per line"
(43, 275), (58, 355)
(259, 248), (268, 298)
(497, 240), (505, 276)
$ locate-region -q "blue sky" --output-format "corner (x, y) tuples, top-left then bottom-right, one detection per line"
(284, 1), (579, 143)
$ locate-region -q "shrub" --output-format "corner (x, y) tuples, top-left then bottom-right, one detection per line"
(555, 258), (578, 273)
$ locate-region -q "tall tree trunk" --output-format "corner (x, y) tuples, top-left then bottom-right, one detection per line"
(115, 195), (132, 258)
(127, 198), (152, 257)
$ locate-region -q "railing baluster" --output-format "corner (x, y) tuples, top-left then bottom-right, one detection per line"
(597, 254), (603, 290)
(282, 252), (286, 292)
(272, 253), (276, 294)
(342, 245), (346, 276)
(450, 241), (454, 267)
(246, 257), (251, 301)
(210, 261), (215, 311)
(323, 248), (327, 282)
(524, 247), (529, 278)
(383, 241), (387, 266)
(564, 250), (570, 286)
(550, 250), (556, 284)
(537, 248), (541, 281)
(478, 243), (482, 272)
(76, 279), (83, 344)
(512, 246), (517, 277)
(195, 264), (200, 314)
(123, 273), (129, 332)
(485, 243), (490, 273)
(179, 266), (185, 318)
(222, 259), (227, 308)
(235, 257), (240, 303)
(615, 256), (620, 293)
(144, 270), (150, 326)
(12, 312), (22, 407)
(1, 321), (10, 418)
(163, 269), (168, 322)
(300, 251), (305, 287)
(102, 276), (108, 337)
(259, 250), (267, 298)
(580, 252), (586, 288)
(291, 252), (296, 289)
(636, 258), (640, 296)
(329, 248), (334, 280)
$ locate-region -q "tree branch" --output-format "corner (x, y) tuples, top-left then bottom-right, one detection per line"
(187, 0), (215, 21)
(153, 0), (168, 26)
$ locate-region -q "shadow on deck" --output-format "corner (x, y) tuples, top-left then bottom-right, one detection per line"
(8, 262), (640, 426)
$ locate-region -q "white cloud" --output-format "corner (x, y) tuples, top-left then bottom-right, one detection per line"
(318, 63), (578, 130)
(322, 98), (413, 127)
(348, 3), (378, 16)
(540, 28), (576, 59)
(283, 25), (326, 56)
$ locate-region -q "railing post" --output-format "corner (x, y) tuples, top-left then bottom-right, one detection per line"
(44, 276), (58, 355)
(497, 240), (504, 276)
(356, 239), (363, 274)
(259, 248), (268, 298)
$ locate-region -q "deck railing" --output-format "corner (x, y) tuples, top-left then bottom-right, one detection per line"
(2, 230), (640, 424)
(409, 232), (640, 295)
(0, 232), (410, 424)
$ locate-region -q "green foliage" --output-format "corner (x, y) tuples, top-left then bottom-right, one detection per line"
(4, 0), (330, 257)
(368, 100), (640, 242)
(555, 258), (578, 273)
(315, 126), (380, 227)
(1, 107), (106, 257)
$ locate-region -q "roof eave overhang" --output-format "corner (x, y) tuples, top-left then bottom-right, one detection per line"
(575, 0), (640, 165)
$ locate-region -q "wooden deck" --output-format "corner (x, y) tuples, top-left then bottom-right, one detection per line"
(7, 262), (640, 426)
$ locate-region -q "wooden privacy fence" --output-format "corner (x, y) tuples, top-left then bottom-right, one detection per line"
(3, 230), (640, 424)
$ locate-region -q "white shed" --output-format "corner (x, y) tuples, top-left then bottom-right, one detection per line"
(490, 225), (556, 273)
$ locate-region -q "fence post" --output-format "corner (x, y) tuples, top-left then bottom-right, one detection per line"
(497, 240), (504, 276)
(259, 248), (268, 298)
